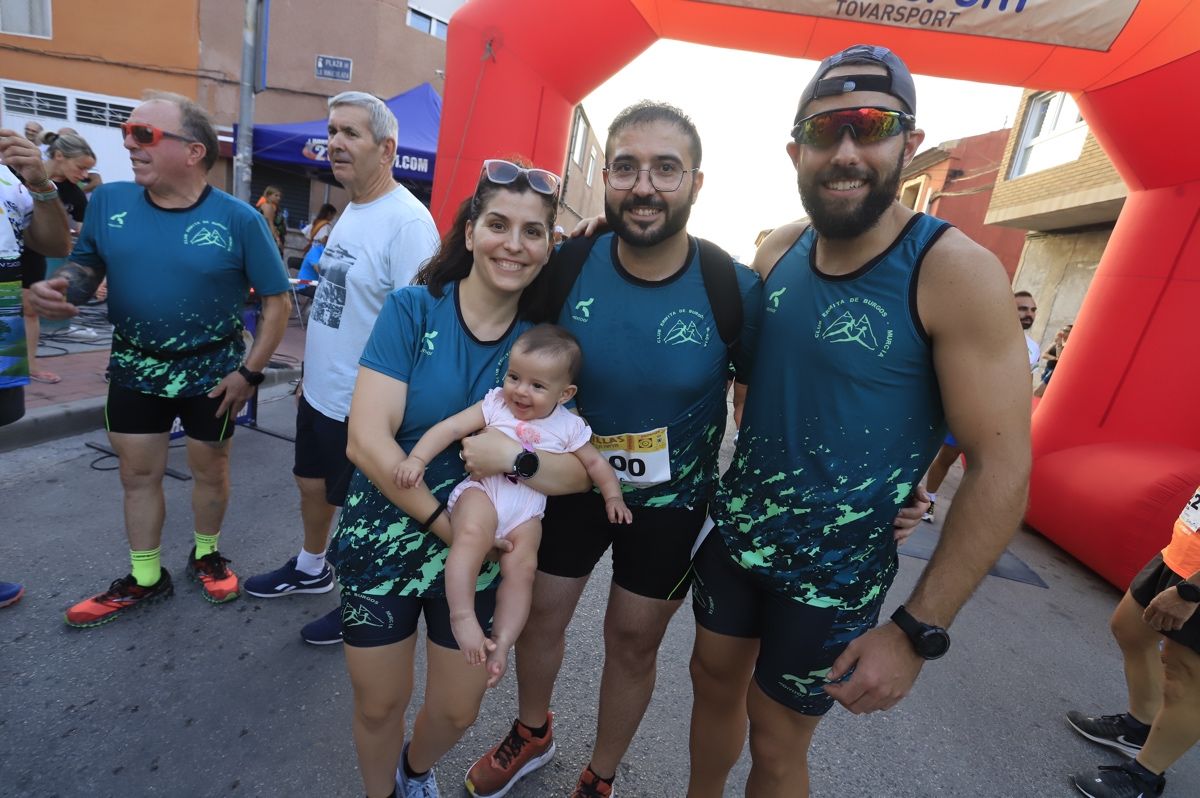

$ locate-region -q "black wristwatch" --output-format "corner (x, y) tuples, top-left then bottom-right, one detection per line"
(512, 446), (539, 480)
(891, 605), (951, 660)
(1176, 581), (1200, 603)
(237, 365), (265, 386)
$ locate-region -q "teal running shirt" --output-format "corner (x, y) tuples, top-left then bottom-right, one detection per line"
(711, 214), (950, 610)
(557, 233), (762, 510)
(71, 183), (289, 397)
(329, 283), (529, 597)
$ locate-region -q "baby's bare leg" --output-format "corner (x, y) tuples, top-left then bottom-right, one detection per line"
(486, 519), (542, 687)
(445, 489), (499, 666)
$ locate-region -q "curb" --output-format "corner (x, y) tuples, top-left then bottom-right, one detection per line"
(0, 367), (301, 454)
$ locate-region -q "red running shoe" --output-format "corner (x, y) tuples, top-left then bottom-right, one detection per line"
(186, 548), (240, 604)
(65, 569), (174, 628)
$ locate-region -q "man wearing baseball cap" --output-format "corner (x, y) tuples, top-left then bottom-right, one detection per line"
(685, 44), (1032, 796)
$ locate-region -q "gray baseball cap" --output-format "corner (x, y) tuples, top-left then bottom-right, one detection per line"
(795, 44), (917, 123)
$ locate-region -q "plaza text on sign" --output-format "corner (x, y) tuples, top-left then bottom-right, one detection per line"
(315, 55), (353, 82)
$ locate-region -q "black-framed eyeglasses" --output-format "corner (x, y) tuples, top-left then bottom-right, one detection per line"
(480, 159), (561, 197)
(120, 122), (198, 147)
(603, 162), (697, 192)
(790, 107), (915, 149)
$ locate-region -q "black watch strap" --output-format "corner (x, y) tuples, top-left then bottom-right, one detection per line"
(891, 604), (950, 660)
(1176, 581), (1200, 603)
(238, 365), (265, 386)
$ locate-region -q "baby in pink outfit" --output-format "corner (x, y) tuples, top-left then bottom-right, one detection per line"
(394, 325), (630, 682)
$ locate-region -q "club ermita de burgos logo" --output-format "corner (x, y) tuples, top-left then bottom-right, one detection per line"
(657, 307), (711, 347)
(815, 296), (894, 358)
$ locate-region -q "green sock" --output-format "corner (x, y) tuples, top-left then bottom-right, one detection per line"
(130, 547), (162, 587)
(194, 531), (220, 559)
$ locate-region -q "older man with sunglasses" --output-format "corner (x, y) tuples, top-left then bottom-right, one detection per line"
(686, 45), (1032, 797)
(243, 91), (440, 646)
(29, 92), (291, 628)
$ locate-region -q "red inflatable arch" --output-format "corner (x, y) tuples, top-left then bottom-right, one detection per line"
(433, 0), (1200, 589)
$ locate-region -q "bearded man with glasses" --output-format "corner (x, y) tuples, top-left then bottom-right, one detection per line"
(686, 45), (1033, 797)
(29, 92), (292, 628)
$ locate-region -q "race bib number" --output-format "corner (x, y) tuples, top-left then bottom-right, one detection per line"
(1178, 486), (1200, 534)
(592, 427), (670, 487)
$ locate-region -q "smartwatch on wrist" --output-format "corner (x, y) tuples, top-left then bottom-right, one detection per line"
(891, 605), (951, 660)
(512, 444), (539, 480)
(237, 365), (265, 386)
(1176, 581), (1200, 603)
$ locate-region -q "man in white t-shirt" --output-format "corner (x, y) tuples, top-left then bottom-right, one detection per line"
(1015, 290), (1039, 370)
(244, 92), (439, 645)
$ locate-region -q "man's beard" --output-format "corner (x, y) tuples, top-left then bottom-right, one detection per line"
(1021, 318), (1034, 330)
(799, 149), (905, 240)
(605, 188), (694, 248)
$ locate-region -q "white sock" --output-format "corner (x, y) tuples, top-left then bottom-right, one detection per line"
(296, 548), (326, 576)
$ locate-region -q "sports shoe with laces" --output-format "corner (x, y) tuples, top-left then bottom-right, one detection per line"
(244, 556), (334, 597)
(397, 742), (441, 797)
(922, 500), (936, 523)
(571, 765), (614, 798)
(1067, 710), (1149, 757)
(465, 714), (556, 797)
(65, 569), (174, 628)
(186, 548), (240, 603)
(300, 606), (344, 645)
(1071, 761), (1165, 798)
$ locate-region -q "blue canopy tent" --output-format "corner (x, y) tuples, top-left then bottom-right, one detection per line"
(237, 82), (441, 184)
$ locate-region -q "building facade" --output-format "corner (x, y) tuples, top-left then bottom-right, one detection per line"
(898, 128), (1027, 281)
(985, 88), (1125, 354)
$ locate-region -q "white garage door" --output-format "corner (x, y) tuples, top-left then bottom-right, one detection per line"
(1, 80), (136, 185)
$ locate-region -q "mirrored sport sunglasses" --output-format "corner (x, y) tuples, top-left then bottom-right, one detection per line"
(481, 159), (561, 197)
(791, 107), (915, 149)
(120, 122), (198, 146)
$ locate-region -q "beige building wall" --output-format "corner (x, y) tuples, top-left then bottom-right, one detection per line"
(1012, 227), (1111, 350)
(986, 89), (1128, 355)
(558, 107), (606, 230)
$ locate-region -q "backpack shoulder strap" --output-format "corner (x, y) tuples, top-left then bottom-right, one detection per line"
(696, 237), (743, 348)
(545, 234), (599, 322)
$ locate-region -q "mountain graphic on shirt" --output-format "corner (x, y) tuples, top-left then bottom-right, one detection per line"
(664, 319), (705, 346)
(822, 311), (878, 350)
(187, 226), (231, 249)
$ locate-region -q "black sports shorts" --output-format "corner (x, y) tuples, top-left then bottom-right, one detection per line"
(340, 588), (498, 649)
(1129, 553), (1200, 654)
(691, 530), (886, 716)
(293, 393), (353, 506)
(536, 490), (704, 601)
(105, 382), (233, 442)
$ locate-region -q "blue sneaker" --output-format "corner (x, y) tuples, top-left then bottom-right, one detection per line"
(300, 606), (343, 645)
(397, 743), (441, 797)
(0, 581), (24, 608)
(244, 557), (334, 598)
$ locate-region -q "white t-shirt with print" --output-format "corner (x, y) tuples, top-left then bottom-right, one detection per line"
(303, 184), (439, 421)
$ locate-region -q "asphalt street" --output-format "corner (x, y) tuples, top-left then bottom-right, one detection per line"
(1, 384), (1197, 797)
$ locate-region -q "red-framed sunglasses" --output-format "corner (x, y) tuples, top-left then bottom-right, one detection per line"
(120, 122), (197, 147)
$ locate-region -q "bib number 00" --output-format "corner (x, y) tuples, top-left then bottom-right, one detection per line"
(592, 427), (671, 487)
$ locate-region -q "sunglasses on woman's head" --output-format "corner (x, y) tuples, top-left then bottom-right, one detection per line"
(480, 159), (561, 197)
(120, 122), (197, 147)
(791, 107), (915, 149)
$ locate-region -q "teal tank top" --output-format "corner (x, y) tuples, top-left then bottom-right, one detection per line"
(711, 213), (950, 610)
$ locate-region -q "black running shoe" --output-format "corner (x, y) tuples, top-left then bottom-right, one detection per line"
(1067, 711), (1149, 757)
(1071, 761), (1164, 798)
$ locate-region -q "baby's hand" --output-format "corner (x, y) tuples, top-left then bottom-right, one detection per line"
(605, 497), (633, 525)
(393, 457), (425, 489)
